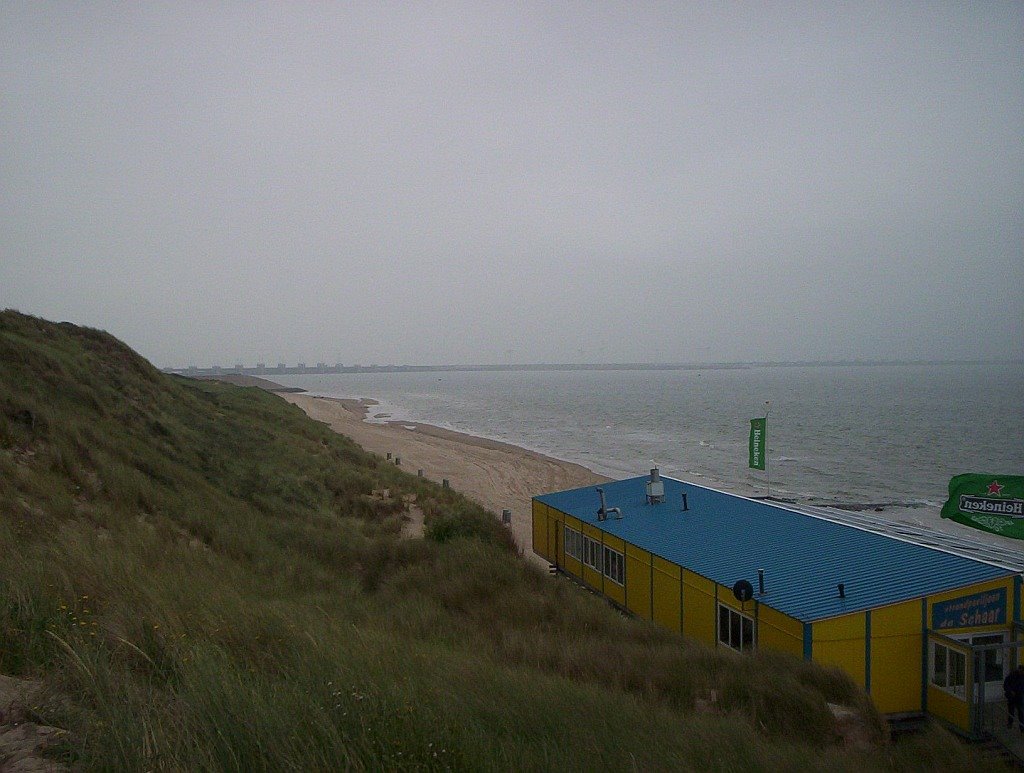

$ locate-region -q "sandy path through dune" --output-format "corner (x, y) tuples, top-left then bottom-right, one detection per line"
(280, 393), (607, 565)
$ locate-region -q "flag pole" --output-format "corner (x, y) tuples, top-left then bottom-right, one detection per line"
(764, 401), (771, 499)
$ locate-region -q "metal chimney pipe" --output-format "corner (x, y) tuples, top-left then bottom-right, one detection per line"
(758, 569), (765, 595)
(681, 492), (689, 511)
(838, 583), (846, 599)
(597, 487), (607, 521)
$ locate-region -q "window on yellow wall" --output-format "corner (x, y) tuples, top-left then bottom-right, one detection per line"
(602, 546), (624, 586)
(717, 603), (755, 653)
(930, 642), (966, 699)
(564, 526), (582, 561)
(582, 536), (601, 571)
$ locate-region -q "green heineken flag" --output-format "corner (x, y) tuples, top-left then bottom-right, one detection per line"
(748, 417), (766, 470)
(941, 474), (1024, 540)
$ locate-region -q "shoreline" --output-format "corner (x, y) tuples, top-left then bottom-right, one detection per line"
(279, 393), (607, 564)
(224, 376), (1024, 562)
(333, 396), (600, 467)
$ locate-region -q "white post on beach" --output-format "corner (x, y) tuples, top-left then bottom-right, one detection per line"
(764, 401), (771, 499)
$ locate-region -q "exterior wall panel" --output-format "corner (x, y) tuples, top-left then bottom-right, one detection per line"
(926, 635), (973, 733)
(652, 556), (681, 632)
(625, 544), (652, 619)
(532, 501), (548, 562)
(813, 612), (866, 688)
(682, 570), (715, 643)
(758, 604), (803, 657)
(546, 510), (560, 565)
(869, 600), (921, 714)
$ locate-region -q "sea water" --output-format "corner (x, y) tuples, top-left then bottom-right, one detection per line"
(273, 363), (1023, 511)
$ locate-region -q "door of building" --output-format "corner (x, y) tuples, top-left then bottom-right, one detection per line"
(956, 631), (1009, 702)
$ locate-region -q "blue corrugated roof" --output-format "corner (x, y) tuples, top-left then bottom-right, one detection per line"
(535, 476), (1013, 623)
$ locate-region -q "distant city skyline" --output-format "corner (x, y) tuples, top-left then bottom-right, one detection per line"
(166, 357), (1022, 373)
(3, 4), (1021, 366)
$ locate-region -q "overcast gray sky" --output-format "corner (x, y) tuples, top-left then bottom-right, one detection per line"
(2, 3), (1021, 366)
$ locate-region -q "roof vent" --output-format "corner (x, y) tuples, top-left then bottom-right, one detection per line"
(838, 583), (846, 599)
(596, 487), (622, 521)
(646, 467), (665, 504)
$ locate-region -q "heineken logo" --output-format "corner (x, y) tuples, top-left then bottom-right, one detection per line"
(748, 417), (766, 471)
(942, 474), (1024, 540)
(959, 495), (1024, 517)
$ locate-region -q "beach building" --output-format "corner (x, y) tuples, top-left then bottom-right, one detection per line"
(532, 471), (1023, 737)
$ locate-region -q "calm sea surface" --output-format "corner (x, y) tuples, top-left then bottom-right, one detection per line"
(274, 364), (1023, 509)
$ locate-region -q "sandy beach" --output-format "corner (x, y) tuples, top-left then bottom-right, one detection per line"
(279, 393), (606, 563)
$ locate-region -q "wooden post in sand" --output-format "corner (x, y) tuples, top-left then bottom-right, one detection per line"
(502, 509), (511, 525)
(386, 452), (392, 460)
(395, 456), (401, 466)
(442, 479), (450, 489)
(417, 469), (423, 477)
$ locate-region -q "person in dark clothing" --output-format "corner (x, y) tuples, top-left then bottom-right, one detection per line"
(1004, 664), (1024, 731)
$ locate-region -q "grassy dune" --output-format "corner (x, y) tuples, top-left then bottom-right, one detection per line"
(0, 311), (994, 770)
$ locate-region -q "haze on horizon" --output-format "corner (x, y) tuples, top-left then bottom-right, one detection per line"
(2, 3), (1021, 368)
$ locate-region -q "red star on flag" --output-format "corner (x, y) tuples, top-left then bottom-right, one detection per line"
(987, 480), (1004, 495)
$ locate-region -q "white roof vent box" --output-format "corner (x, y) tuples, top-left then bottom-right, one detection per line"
(646, 466), (665, 504)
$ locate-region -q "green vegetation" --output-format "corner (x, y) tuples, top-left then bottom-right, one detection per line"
(0, 311), (996, 770)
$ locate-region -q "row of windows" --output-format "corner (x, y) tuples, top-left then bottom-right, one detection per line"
(558, 520), (1011, 687)
(563, 526), (625, 586)
(564, 526), (757, 652)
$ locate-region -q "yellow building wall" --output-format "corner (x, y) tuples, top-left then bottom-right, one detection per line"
(814, 612), (866, 688)
(546, 507), (560, 563)
(652, 556), (681, 633)
(928, 686), (970, 731)
(581, 523), (603, 590)
(683, 570), (715, 644)
(758, 604), (803, 658)
(563, 554), (582, 577)
(603, 534), (626, 606)
(869, 600), (922, 714)
(625, 544), (652, 619)
(532, 501), (548, 562)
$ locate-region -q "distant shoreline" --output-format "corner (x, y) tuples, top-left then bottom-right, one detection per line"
(188, 373), (307, 393)
(162, 359), (1022, 378)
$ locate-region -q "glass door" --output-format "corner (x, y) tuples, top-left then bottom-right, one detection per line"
(956, 632), (1008, 702)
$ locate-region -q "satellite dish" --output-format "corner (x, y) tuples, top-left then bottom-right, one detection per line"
(733, 579), (754, 603)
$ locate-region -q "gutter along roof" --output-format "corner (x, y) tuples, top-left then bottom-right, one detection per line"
(535, 476), (1013, 623)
